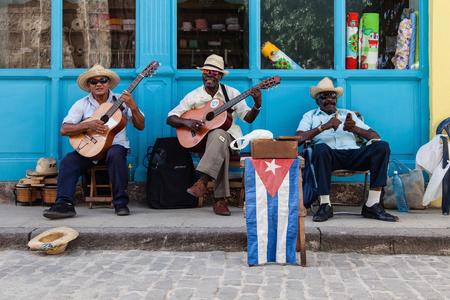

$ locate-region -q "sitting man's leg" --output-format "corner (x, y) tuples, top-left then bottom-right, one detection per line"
(43, 151), (94, 219)
(104, 145), (130, 216)
(353, 141), (398, 222)
(188, 129), (233, 216)
(311, 143), (334, 222)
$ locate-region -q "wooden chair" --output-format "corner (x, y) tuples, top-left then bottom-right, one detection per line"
(84, 165), (112, 208)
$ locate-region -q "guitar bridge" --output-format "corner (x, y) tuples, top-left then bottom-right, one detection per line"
(77, 134), (98, 151)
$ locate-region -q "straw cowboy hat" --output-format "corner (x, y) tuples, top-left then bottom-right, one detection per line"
(310, 77), (344, 99)
(26, 157), (58, 177)
(77, 64), (120, 92)
(28, 227), (79, 255)
(197, 54), (229, 75)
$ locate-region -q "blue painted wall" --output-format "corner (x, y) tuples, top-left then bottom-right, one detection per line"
(0, 0), (429, 181)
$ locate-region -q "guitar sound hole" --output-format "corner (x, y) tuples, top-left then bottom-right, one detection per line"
(205, 112), (214, 121)
(100, 115), (109, 123)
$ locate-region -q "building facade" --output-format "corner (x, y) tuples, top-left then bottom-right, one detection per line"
(0, 0), (433, 181)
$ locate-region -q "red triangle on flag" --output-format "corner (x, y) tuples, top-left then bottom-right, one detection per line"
(252, 159), (295, 197)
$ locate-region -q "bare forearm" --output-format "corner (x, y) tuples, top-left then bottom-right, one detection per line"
(60, 123), (89, 136)
(243, 107), (260, 123)
(167, 115), (187, 128)
(295, 127), (323, 145)
(352, 128), (380, 140)
(131, 108), (145, 130)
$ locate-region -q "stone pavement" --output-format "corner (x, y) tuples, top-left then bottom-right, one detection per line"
(1, 250), (450, 300)
(0, 203), (450, 255)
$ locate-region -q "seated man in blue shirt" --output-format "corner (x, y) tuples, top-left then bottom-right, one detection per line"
(296, 77), (398, 222)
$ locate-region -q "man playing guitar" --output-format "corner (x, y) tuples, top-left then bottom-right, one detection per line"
(43, 64), (145, 219)
(166, 54), (262, 216)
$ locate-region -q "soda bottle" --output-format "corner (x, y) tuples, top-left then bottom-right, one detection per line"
(392, 171), (409, 212)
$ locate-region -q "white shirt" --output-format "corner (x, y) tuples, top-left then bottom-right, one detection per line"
(63, 91), (143, 149)
(168, 85), (251, 139)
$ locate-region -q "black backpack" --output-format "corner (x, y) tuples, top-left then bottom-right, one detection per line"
(145, 137), (198, 209)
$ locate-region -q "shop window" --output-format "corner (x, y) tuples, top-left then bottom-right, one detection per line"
(177, 0), (249, 69)
(0, 0), (51, 68)
(261, 0), (334, 70)
(63, 0), (135, 68)
(346, 0), (420, 69)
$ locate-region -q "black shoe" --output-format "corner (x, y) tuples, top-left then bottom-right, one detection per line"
(362, 203), (399, 222)
(313, 204), (333, 222)
(115, 205), (130, 216)
(43, 202), (76, 219)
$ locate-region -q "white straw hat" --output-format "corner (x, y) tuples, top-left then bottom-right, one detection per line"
(310, 77), (344, 99)
(28, 227), (79, 255)
(77, 64), (120, 92)
(197, 54), (229, 75)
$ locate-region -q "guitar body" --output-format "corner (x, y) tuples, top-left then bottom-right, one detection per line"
(69, 102), (127, 160)
(176, 99), (232, 149)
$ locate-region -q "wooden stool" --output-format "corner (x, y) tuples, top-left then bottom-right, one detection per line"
(84, 165), (112, 208)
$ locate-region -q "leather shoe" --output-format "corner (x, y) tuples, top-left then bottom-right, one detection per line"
(187, 179), (208, 198)
(213, 199), (231, 216)
(43, 202), (76, 219)
(362, 203), (398, 222)
(313, 204), (333, 222)
(115, 205), (130, 216)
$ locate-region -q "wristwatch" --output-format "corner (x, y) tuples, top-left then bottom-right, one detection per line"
(317, 125), (323, 132)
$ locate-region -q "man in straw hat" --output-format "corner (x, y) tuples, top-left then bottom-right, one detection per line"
(296, 77), (398, 222)
(166, 54), (263, 216)
(43, 64), (145, 219)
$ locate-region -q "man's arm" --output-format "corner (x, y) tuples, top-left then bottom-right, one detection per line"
(343, 113), (380, 140)
(166, 115), (204, 133)
(243, 88), (262, 123)
(121, 91), (145, 130)
(60, 121), (108, 136)
(296, 116), (341, 145)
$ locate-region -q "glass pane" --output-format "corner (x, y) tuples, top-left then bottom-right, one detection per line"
(63, 0), (135, 68)
(346, 0), (420, 69)
(0, 0), (51, 68)
(177, 0), (249, 69)
(261, 0), (334, 70)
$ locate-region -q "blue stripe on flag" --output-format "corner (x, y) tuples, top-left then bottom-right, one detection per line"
(266, 192), (278, 262)
(245, 159), (258, 266)
(286, 159), (299, 264)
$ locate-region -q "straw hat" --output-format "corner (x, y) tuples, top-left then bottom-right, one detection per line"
(310, 77), (344, 99)
(197, 54), (229, 75)
(28, 227), (79, 255)
(26, 157), (58, 177)
(77, 64), (120, 92)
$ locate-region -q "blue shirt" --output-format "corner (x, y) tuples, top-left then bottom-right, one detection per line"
(63, 91), (143, 149)
(297, 108), (370, 150)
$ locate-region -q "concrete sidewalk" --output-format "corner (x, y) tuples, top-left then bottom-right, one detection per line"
(0, 203), (449, 255)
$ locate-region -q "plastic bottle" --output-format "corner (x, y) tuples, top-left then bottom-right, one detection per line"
(261, 41), (302, 70)
(392, 171), (409, 212)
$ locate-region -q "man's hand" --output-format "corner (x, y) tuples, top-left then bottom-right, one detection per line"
(323, 116), (341, 131)
(121, 91), (138, 111)
(183, 119), (204, 132)
(86, 120), (108, 134)
(343, 113), (356, 132)
(249, 88), (262, 108)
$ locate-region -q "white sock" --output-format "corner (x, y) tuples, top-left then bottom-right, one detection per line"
(320, 195), (331, 206)
(365, 190), (381, 207)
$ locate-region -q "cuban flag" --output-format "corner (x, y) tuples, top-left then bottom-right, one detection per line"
(245, 158), (299, 266)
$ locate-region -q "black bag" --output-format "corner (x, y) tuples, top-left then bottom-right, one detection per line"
(301, 146), (319, 208)
(145, 137), (198, 209)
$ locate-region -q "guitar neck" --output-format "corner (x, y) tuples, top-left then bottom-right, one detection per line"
(212, 88), (253, 117)
(105, 74), (145, 117)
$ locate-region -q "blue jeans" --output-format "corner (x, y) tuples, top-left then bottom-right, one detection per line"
(56, 145), (129, 207)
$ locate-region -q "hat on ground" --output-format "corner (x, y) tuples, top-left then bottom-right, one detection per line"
(28, 227), (79, 255)
(197, 54), (229, 75)
(310, 77), (344, 99)
(26, 157), (58, 177)
(77, 64), (120, 92)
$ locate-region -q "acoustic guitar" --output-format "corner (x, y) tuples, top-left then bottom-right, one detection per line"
(176, 76), (281, 150)
(69, 61), (160, 160)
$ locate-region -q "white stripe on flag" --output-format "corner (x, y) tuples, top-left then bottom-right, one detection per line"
(255, 171), (268, 265)
(276, 170), (290, 263)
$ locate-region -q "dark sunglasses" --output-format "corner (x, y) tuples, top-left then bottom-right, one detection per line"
(88, 77), (110, 85)
(317, 92), (337, 100)
(202, 69), (221, 77)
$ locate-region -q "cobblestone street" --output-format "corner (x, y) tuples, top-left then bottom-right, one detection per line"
(0, 250), (450, 300)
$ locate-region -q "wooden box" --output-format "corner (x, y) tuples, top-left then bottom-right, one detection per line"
(251, 139), (298, 159)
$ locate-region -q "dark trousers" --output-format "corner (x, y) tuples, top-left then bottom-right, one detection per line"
(56, 145), (129, 207)
(311, 141), (390, 195)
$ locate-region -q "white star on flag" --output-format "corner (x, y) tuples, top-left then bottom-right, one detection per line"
(264, 159), (281, 175)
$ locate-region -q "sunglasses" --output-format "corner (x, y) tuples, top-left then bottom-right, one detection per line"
(317, 92), (337, 100)
(202, 69), (221, 77)
(88, 77), (110, 85)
